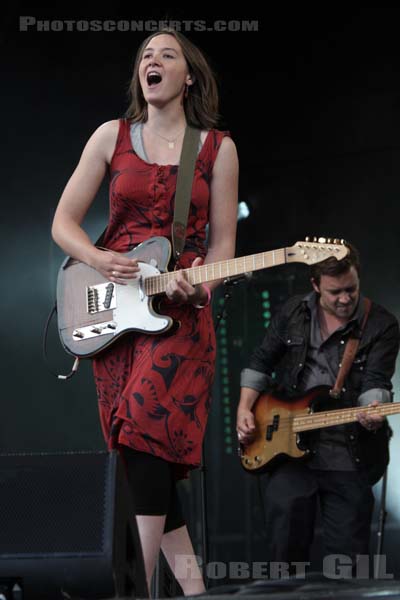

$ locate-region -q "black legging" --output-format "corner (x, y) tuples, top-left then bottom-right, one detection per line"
(119, 445), (185, 533)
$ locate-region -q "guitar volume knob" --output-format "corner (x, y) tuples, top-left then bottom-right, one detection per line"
(73, 329), (85, 339)
(91, 327), (102, 334)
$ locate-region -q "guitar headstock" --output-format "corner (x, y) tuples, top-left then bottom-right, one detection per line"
(287, 237), (349, 265)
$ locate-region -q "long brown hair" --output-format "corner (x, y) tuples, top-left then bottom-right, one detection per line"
(125, 29), (219, 129)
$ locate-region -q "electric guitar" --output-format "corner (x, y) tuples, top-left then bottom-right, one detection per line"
(240, 386), (400, 473)
(56, 236), (348, 358)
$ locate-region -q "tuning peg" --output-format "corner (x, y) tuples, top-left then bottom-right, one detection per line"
(318, 237), (326, 244)
(333, 238), (339, 244)
(313, 236), (317, 242)
(305, 236), (310, 242)
(327, 238), (332, 243)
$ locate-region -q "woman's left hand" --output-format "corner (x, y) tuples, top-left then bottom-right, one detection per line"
(165, 256), (208, 305)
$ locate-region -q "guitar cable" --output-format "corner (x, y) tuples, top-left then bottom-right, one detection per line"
(42, 303), (80, 380)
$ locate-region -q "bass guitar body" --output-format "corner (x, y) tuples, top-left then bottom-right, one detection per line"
(240, 387), (335, 472)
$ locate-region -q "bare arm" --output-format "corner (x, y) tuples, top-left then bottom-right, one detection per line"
(167, 135), (239, 304)
(204, 135), (239, 290)
(51, 120), (139, 283)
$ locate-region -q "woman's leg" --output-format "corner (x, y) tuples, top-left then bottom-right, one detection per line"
(136, 514), (167, 594)
(161, 525), (206, 595)
(120, 447), (204, 595)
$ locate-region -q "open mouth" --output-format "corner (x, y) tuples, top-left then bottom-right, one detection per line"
(147, 71), (162, 87)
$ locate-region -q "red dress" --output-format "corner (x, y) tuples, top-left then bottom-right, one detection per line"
(92, 118), (229, 476)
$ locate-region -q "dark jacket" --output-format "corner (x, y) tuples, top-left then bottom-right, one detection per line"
(242, 294), (400, 484)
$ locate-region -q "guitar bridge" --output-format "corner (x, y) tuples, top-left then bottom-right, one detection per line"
(86, 283), (117, 314)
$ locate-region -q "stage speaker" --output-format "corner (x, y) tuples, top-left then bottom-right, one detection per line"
(0, 450), (148, 599)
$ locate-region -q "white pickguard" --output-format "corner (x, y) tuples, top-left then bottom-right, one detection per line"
(71, 262), (170, 343)
(112, 262), (169, 333)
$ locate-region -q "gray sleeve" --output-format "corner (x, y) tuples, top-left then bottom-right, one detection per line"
(358, 388), (393, 406)
(240, 368), (271, 392)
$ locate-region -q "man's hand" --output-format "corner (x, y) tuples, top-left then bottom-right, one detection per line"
(357, 401), (384, 431)
(236, 409), (256, 445)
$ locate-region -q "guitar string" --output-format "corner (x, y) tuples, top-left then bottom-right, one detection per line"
(142, 247), (310, 293)
(253, 405), (400, 433)
(144, 255), (282, 292)
(143, 245), (344, 294)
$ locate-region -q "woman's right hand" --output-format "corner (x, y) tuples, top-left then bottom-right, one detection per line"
(90, 248), (140, 284)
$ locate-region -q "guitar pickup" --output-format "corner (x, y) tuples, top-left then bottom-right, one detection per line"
(272, 414), (280, 431)
(266, 425), (274, 441)
(86, 283), (117, 314)
(103, 283), (115, 309)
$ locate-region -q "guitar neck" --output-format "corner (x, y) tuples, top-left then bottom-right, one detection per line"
(144, 248), (287, 296)
(293, 402), (400, 433)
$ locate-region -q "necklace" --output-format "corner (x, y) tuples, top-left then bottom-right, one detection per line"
(145, 124), (186, 149)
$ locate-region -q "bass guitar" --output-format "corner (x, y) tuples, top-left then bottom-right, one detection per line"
(240, 386), (400, 473)
(56, 236), (348, 358)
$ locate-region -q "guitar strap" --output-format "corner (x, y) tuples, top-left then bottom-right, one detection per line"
(329, 297), (372, 398)
(172, 126), (201, 263)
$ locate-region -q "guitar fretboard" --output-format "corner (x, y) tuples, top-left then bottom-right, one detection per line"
(293, 403), (400, 432)
(144, 249), (287, 296)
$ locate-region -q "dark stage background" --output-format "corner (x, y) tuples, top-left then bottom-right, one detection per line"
(2, 3), (400, 589)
